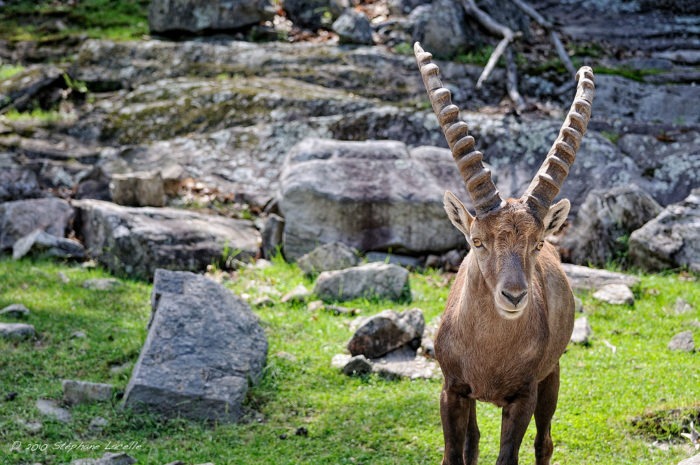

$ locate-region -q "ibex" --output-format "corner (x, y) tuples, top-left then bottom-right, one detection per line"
(414, 43), (594, 465)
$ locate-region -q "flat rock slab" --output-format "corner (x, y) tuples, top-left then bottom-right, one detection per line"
(123, 269), (267, 423)
(12, 229), (85, 260)
(561, 263), (640, 292)
(332, 346), (440, 380)
(68, 452), (136, 465)
(0, 197), (74, 250)
(314, 262), (410, 302)
(570, 316), (592, 345)
(0, 303), (30, 318)
(593, 283), (635, 306)
(679, 454), (700, 465)
(62, 379), (114, 405)
(36, 399), (71, 423)
(73, 199), (261, 279)
(0, 322), (36, 340)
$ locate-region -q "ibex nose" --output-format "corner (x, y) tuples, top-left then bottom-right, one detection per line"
(501, 290), (527, 306)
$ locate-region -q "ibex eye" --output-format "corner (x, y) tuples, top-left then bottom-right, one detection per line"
(472, 239), (483, 248)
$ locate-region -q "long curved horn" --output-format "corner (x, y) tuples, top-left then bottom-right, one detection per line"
(523, 67), (595, 219)
(414, 42), (503, 216)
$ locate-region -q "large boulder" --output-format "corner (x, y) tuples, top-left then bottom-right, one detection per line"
(73, 199), (260, 279)
(313, 262), (410, 302)
(559, 185), (662, 266)
(123, 269), (268, 423)
(278, 138), (466, 259)
(347, 308), (424, 358)
(0, 197), (74, 250)
(283, 0), (347, 30)
(148, 0), (275, 34)
(629, 188), (700, 272)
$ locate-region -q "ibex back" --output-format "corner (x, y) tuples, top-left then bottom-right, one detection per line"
(414, 43), (595, 465)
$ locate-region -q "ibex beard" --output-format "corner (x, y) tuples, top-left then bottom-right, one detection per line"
(414, 42), (595, 465)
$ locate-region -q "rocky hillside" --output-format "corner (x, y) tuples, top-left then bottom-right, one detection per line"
(0, 0), (698, 275)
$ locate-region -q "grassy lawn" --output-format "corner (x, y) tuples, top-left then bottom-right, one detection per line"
(0, 257), (698, 464)
(0, 0), (149, 43)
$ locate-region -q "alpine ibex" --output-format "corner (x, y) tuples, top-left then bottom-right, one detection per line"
(414, 43), (595, 465)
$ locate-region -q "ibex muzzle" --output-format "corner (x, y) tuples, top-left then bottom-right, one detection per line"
(415, 42), (594, 465)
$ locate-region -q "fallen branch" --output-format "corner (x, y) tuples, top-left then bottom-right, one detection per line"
(461, 0), (520, 89)
(505, 47), (525, 110)
(511, 0), (577, 77)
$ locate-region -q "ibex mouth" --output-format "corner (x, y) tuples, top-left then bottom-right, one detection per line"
(495, 292), (529, 319)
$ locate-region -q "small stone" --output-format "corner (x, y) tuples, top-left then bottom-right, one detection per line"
(5, 391), (18, 401)
(0, 322), (36, 340)
(16, 418), (43, 434)
(109, 362), (131, 375)
(0, 303), (30, 318)
(281, 284), (310, 303)
(674, 298), (694, 315)
(570, 316), (592, 345)
(82, 278), (121, 291)
(71, 331), (87, 339)
(307, 300), (325, 312)
(88, 416), (108, 432)
(295, 426), (309, 437)
(342, 355), (373, 376)
(668, 330), (695, 352)
(36, 399), (72, 423)
(62, 379), (114, 405)
(592, 283), (635, 305)
(57, 271), (70, 283)
(297, 242), (359, 276)
(253, 296), (274, 307)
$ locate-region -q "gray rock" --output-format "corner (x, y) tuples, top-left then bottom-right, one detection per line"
(280, 284), (311, 303)
(260, 213), (284, 259)
(0, 303), (30, 318)
(297, 242), (359, 276)
(341, 354), (373, 376)
(332, 9), (373, 45)
(561, 263), (640, 292)
(12, 230), (85, 260)
(73, 199), (260, 279)
(123, 269), (267, 423)
(0, 323), (36, 340)
(279, 138), (464, 259)
(678, 453), (700, 465)
(36, 399), (71, 423)
(314, 262), (410, 302)
(668, 330), (695, 352)
(411, 0), (471, 59)
(560, 185), (662, 266)
(0, 167), (42, 201)
(284, 0), (346, 29)
(16, 418), (43, 433)
(62, 380), (114, 405)
(148, 0), (275, 34)
(570, 316), (592, 345)
(592, 284), (635, 306)
(0, 64), (66, 113)
(629, 189), (700, 272)
(347, 308), (424, 358)
(110, 170), (165, 207)
(364, 252), (423, 269)
(371, 345), (440, 380)
(88, 416), (109, 432)
(617, 131), (700, 207)
(0, 197), (74, 250)
(82, 278), (121, 291)
(674, 298), (694, 315)
(69, 452), (136, 465)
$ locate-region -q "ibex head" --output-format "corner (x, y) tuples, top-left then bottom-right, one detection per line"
(414, 42), (595, 319)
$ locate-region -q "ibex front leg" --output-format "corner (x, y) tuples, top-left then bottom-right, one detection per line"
(496, 384), (537, 465)
(534, 365), (560, 465)
(440, 385), (480, 465)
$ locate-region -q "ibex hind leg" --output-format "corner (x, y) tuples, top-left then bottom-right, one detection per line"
(533, 364), (560, 465)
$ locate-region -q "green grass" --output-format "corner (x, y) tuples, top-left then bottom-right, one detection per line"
(0, 0), (149, 43)
(1, 257), (699, 464)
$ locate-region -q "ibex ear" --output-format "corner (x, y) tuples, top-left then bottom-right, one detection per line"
(443, 191), (474, 238)
(543, 199), (570, 236)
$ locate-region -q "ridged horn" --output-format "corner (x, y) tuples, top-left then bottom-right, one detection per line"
(523, 66), (595, 219)
(414, 42), (503, 216)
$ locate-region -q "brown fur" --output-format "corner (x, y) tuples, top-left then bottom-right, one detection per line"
(436, 197), (575, 465)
